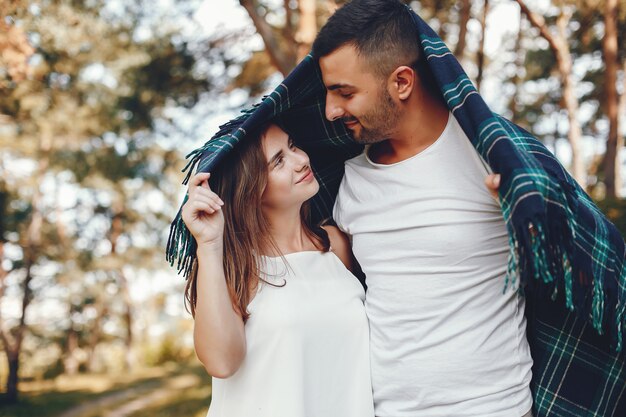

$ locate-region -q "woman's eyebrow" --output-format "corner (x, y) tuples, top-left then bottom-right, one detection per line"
(268, 149), (283, 165)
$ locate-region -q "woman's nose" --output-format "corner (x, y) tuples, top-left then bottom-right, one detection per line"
(294, 152), (309, 171)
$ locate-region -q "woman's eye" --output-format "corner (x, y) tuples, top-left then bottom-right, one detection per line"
(340, 92), (353, 99)
(274, 157), (284, 167)
(289, 141), (297, 150)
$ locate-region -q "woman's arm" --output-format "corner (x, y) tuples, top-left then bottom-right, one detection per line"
(193, 243), (246, 378)
(323, 225), (355, 272)
(182, 172), (246, 378)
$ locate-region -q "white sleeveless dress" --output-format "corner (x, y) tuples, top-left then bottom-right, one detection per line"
(206, 250), (374, 417)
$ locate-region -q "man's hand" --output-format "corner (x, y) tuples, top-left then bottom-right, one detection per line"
(484, 174), (501, 201)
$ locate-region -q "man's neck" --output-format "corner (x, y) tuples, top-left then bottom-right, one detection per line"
(369, 93), (450, 165)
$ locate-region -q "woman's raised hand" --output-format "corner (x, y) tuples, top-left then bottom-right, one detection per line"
(181, 172), (225, 247)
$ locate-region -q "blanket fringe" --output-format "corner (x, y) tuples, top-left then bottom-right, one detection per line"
(166, 105), (264, 279)
(505, 185), (624, 352)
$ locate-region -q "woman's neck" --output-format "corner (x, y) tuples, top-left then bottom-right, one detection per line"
(263, 206), (317, 256)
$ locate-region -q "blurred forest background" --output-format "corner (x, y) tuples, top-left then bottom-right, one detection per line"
(0, 0), (625, 416)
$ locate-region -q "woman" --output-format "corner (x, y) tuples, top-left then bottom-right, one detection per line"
(181, 123), (374, 417)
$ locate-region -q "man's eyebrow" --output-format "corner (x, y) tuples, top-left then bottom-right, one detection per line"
(327, 83), (354, 91)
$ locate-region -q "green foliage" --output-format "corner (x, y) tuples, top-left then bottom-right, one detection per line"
(41, 359), (65, 380)
(595, 198), (626, 238)
(142, 334), (195, 367)
(524, 48), (556, 81)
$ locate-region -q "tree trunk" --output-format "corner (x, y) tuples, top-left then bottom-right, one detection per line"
(555, 12), (585, 187)
(454, 0), (471, 61)
(1, 195), (37, 403)
(1, 187), (39, 404)
(109, 200), (135, 371)
(5, 353), (19, 403)
(296, 0), (317, 61)
(283, 0), (294, 42)
(118, 270), (134, 371)
(1, 125), (52, 403)
(508, 13), (525, 123)
(0, 240), (19, 404)
(63, 326), (80, 375)
(516, 0), (586, 187)
(602, 0), (620, 198)
(616, 57), (626, 196)
(476, 0), (489, 91)
(2, 145), (47, 402)
(85, 300), (107, 372)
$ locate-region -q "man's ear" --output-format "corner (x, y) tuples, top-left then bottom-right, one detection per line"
(390, 66), (415, 101)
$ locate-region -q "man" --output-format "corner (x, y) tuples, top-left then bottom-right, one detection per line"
(314, 1), (531, 416)
(311, 1), (625, 416)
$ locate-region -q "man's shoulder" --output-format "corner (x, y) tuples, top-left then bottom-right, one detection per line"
(344, 150), (368, 170)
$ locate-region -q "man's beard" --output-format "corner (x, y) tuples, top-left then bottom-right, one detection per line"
(347, 87), (400, 144)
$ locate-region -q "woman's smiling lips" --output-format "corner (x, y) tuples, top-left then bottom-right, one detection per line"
(296, 169), (314, 184)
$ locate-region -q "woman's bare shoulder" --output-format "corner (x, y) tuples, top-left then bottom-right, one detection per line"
(321, 225), (353, 271)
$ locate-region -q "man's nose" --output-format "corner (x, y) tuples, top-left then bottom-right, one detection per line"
(325, 94), (344, 121)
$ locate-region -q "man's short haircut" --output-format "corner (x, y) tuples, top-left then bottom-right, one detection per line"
(312, 0), (422, 80)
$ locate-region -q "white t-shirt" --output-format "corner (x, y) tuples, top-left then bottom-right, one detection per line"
(333, 113), (533, 417)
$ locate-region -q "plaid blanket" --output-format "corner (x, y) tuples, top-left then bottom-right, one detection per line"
(167, 7), (626, 416)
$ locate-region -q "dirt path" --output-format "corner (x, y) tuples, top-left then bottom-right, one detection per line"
(103, 374), (200, 417)
(57, 374), (201, 417)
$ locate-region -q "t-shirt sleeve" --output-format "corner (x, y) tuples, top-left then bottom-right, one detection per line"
(332, 190), (345, 233)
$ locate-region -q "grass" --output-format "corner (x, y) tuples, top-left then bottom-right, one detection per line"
(128, 365), (211, 417)
(128, 379), (211, 417)
(0, 362), (211, 417)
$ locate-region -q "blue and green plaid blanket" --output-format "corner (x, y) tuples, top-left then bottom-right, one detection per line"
(168, 8), (626, 416)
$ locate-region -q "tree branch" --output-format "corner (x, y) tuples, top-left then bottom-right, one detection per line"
(454, 0), (471, 59)
(295, 0), (317, 60)
(239, 0), (295, 75)
(515, 0), (561, 55)
(283, 0), (294, 40)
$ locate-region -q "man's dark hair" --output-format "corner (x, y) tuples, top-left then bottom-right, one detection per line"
(312, 0), (422, 80)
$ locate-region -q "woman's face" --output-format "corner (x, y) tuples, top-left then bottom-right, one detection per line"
(261, 124), (319, 211)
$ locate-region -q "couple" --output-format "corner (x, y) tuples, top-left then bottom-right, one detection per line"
(172, 1), (626, 416)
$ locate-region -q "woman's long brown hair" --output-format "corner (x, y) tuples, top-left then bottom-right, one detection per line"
(184, 124), (329, 321)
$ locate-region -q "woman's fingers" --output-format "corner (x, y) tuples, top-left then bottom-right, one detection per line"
(193, 199), (220, 215)
(193, 187), (224, 205)
(181, 181), (225, 242)
(193, 195), (222, 212)
(187, 173), (225, 204)
(188, 172), (212, 194)
(191, 172), (211, 186)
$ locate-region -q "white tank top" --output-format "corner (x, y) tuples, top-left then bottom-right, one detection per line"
(206, 250), (374, 417)
(333, 113), (533, 417)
